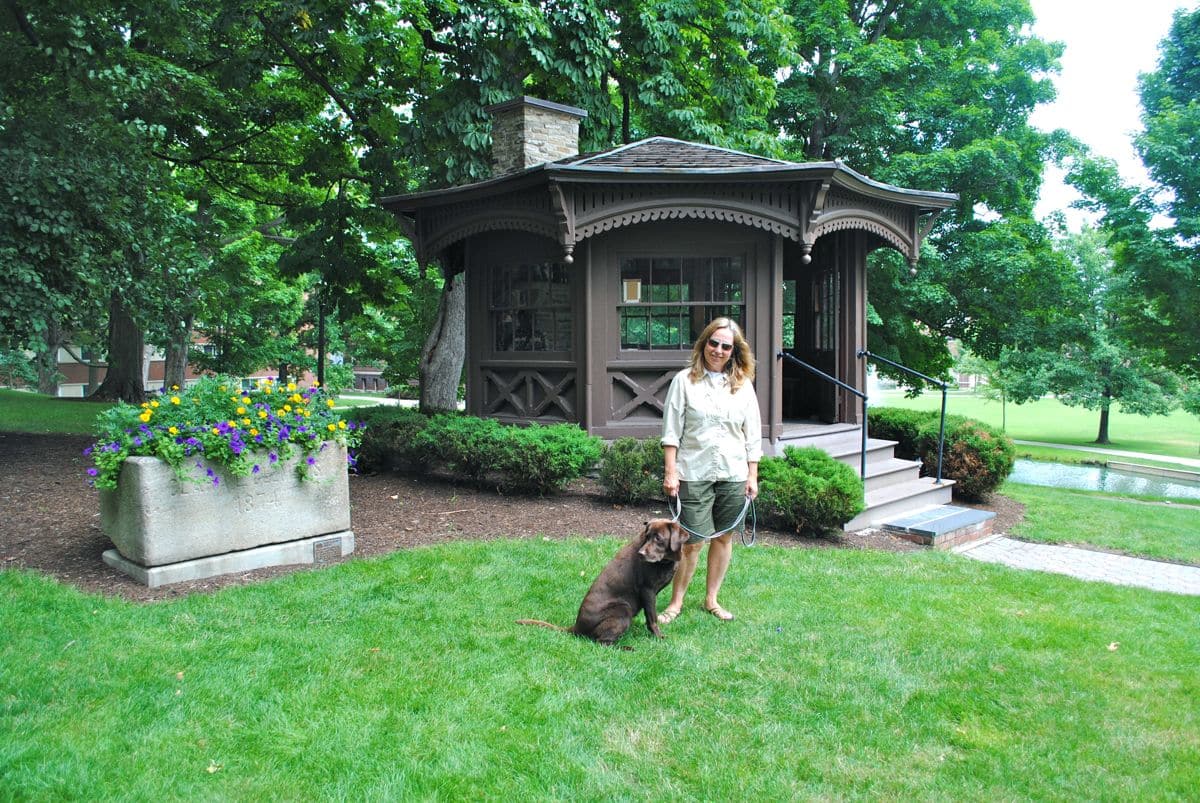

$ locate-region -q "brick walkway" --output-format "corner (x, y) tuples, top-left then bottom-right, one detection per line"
(955, 535), (1200, 596)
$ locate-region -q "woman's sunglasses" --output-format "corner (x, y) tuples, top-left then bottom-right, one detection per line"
(707, 338), (734, 352)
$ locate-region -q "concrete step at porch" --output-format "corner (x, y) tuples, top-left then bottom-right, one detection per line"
(844, 477), (955, 531)
(862, 456), (925, 493)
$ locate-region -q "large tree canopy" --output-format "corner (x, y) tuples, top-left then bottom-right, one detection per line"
(774, 0), (1067, 383)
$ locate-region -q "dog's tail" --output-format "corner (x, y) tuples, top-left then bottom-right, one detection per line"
(516, 618), (570, 632)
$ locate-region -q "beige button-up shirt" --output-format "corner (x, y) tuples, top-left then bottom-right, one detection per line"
(661, 368), (763, 482)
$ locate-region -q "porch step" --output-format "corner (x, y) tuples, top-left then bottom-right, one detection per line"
(769, 433), (900, 468)
(863, 457), (925, 492)
(844, 477), (955, 531)
(881, 505), (996, 550)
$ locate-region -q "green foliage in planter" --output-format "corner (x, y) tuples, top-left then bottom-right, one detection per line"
(917, 416), (1015, 501)
(757, 446), (865, 534)
(356, 409), (603, 495)
(86, 375), (361, 489)
(598, 437), (664, 503)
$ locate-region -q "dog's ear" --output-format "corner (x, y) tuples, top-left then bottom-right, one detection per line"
(668, 521), (688, 553)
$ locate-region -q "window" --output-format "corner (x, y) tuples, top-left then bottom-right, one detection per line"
(618, 256), (745, 350)
(490, 262), (573, 352)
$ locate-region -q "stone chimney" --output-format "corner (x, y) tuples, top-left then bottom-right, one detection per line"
(485, 97), (587, 176)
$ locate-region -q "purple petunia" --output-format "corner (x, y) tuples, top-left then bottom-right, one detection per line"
(269, 452), (279, 463)
(252, 465), (261, 474)
(306, 456), (316, 466)
(82, 446), (93, 457)
(87, 467), (98, 476)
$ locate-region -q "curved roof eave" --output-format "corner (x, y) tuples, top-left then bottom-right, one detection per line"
(379, 160), (958, 214)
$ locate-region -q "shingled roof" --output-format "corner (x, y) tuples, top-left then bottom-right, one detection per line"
(563, 137), (791, 170)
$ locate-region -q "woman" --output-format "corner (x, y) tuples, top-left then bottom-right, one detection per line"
(658, 317), (761, 623)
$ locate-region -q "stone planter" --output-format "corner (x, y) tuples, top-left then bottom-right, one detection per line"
(100, 444), (354, 587)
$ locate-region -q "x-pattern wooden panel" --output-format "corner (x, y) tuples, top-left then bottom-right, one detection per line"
(609, 371), (673, 421)
(483, 369), (575, 419)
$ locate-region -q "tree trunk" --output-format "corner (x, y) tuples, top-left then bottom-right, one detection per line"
(34, 319), (64, 395)
(419, 269), (466, 414)
(162, 313), (192, 391)
(91, 291), (147, 403)
(1095, 395), (1112, 444)
(316, 295), (326, 387)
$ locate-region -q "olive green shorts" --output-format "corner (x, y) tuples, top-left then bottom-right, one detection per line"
(677, 480), (747, 544)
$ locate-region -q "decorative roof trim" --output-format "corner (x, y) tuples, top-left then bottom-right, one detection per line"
(565, 136), (792, 168)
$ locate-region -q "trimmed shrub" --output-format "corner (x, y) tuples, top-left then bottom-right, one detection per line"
(353, 406), (430, 472)
(757, 446), (864, 534)
(866, 406), (929, 461)
(598, 437), (664, 504)
(487, 422), (605, 494)
(355, 408), (602, 495)
(917, 416), (1015, 501)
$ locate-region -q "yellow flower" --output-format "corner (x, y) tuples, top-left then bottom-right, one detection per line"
(303, 410), (311, 418)
(249, 428), (259, 437)
(212, 427), (220, 435)
(139, 411), (152, 423)
(258, 410), (268, 419)
(242, 396), (251, 404)
(236, 407), (246, 415)
(326, 399), (335, 408)
(287, 382), (297, 392)
(337, 420), (346, 430)
(168, 426), (179, 436)
(219, 385), (227, 392)
(140, 402), (150, 409)
(291, 393), (303, 404)
(150, 400), (160, 408)
(171, 384), (180, 391)
(327, 423), (336, 432)
(241, 418), (251, 426)
(312, 380), (320, 387)
(264, 386), (273, 395)
(283, 405), (292, 413)
(170, 396), (180, 405)
(227, 420), (237, 428)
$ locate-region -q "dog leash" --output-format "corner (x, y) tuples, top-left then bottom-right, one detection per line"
(667, 493), (757, 546)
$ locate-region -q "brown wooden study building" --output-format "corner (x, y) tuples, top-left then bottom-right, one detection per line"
(382, 98), (956, 454)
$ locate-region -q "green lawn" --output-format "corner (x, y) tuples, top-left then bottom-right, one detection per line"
(2, 540), (1197, 799)
(0, 388), (112, 435)
(1001, 483), (1200, 565)
(877, 389), (1200, 463)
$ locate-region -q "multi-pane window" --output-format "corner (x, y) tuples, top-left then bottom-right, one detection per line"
(490, 262), (572, 352)
(813, 269), (836, 352)
(618, 256), (745, 350)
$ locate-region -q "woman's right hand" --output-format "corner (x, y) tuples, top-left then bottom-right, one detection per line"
(663, 469), (679, 498)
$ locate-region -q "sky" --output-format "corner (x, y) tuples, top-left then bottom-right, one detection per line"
(1027, 0), (1190, 226)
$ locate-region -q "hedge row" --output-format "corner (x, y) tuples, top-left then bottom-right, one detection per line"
(355, 408), (868, 531)
(354, 407), (603, 495)
(869, 406), (1016, 501)
(597, 437), (863, 534)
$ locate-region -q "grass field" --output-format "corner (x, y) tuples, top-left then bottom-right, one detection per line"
(0, 388), (112, 435)
(1002, 483), (1200, 565)
(877, 389), (1200, 463)
(2, 538), (1197, 799)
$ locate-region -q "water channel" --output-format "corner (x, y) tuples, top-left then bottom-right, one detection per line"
(1009, 459), (1200, 501)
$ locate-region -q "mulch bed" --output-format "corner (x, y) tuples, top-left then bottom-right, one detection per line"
(0, 432), (1025, 603)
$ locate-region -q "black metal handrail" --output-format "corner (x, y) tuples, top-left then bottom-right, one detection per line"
(857, 350), (948, 484)
(777, 352), (868, 483)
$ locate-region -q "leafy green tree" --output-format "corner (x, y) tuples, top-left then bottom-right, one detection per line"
(998, 227), (1178, 444)
(774, 0), (1069, 381)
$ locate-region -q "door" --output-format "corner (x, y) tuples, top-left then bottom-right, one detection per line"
(781, 262), (839, 423)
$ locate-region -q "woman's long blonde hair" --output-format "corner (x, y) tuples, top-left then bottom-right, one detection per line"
(687, 317), (756, 393)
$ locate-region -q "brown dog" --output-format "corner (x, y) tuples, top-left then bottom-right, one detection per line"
(519, 518), (687, 645)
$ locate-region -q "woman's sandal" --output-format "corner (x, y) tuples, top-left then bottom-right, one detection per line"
(706, 604), (735, 621)
(657, 608), (681, 625)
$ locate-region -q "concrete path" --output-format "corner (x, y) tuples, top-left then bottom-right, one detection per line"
(955, 535), (1200, 596)
(1014, 440), (1200, 469)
